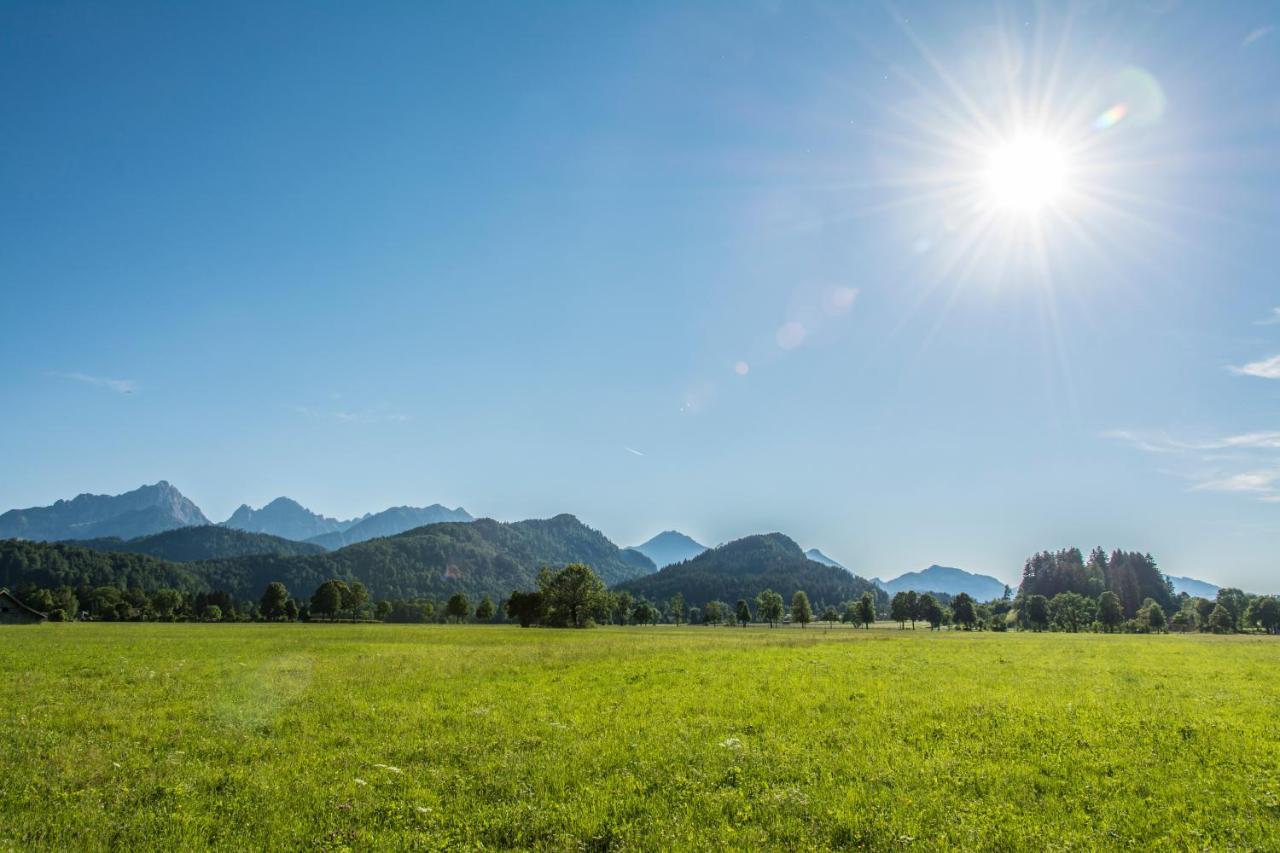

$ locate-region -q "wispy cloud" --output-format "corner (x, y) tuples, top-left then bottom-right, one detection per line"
(1108, 429), (1280, 502)
(1243, 25), (1274, 47)
(1229, 354), (1280, 379)
(624, 446), (645, 457)
(291, 405), (409, 424)
(1191, 470), (1280, 494)
(1253, 307), (1280, 326)
(54, 371), (137, 394)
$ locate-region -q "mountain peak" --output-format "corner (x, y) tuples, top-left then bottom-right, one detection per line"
(629, 530), (709, 569)
(805, 548), (844, 569)
(0, 481), (210, 541)
(875, 565), (1007, 600)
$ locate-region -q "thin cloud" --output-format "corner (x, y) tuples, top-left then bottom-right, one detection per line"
(1191, 470), (1280, 494)
(54, 371), (137, 394)
(291, 405), (409, 424)
(1229, 354), (1280, 379)
(1243, 25), (1274, 47)
(1253, 307), (1280, 326)
(624, 446), (645, 457)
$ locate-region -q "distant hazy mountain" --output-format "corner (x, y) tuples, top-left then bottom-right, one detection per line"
(306, 505), (473, 550)
(1169, 575), (1220, 598)
(70, 525), (325, 561)
(222, 497), (359, 541)
(617, 533), (882, 608)
(874, 565), (1007, 601)
(627, 530), (708, 568)
(0, 481), (209, 541)
(805, 548), (844, 568)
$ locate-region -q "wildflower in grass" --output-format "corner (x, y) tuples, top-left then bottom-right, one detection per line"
(719, 737), (742, 750)
(354, 778), (368, 786)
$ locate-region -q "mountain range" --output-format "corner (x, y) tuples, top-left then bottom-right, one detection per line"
(305, 505), (474, 550)
(0, 482), (209, 541)
(0, 483), (476, 552)
(873, 565), (1008, 600)
(617, 533), (882, 609)
(625, 531), (708, 569)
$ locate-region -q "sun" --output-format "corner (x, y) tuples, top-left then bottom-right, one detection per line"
(983, 134), (1069, 212)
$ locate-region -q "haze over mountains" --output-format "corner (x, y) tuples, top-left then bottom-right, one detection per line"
(625, 531), (708, 569)
(873, 565), (1009, 601)
(0, 483), (1228, 600)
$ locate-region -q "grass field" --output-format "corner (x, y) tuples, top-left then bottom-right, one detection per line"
(1, 624), (1278, 851)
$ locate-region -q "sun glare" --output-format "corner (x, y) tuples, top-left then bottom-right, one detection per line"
(983, 135), (1068, 212)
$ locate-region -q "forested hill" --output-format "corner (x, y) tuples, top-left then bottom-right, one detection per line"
(68, 526), (325, 562)
(199, 514), (653, 601)
(615, 533), (883, 609)
(3, 515), (655, 603)
(1, 539), (205, 593)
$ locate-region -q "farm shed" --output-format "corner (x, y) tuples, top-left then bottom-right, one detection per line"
(0, 589), (46, 624)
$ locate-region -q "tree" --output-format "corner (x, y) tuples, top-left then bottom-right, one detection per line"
(341, 581), (368, 620)
(1097, 591), (1123, 633)
(283, 598), (299, 621)
(1025, 594), (1049, 632)
(310, 580), (346, 620)
(375, 600), (392, 620)
(1214, 588), (1248, 633)
(151, 588), (183, 621)
(203, 604), (222, 622)
(612, 591), (634, 626)
(506, 590), (543, 627)
(446, 592), (471, 623)
(902, 590), (919, 628)
(890, 591), (912, 628)
(1248, 595), (1280, 634)
(735, 599), (752, 627)
(1049, 592), (1095, 633)
(632, 599), (658, 625)
(791, 591), (812, 628)
(1207, 603), (1235, 634)
(756, 589), (784, 628)
(668, 593), (686, 626)
(1143, 602), (1166, 633)
(260, 582), (290, 620)
(919, 594), (944, 630)
(951, 592), (978, 630)
(857, 592), (876, 628)
(703, 600), (726, 626)
(475, 595), (495, 621)
(538, 563), (607, 628)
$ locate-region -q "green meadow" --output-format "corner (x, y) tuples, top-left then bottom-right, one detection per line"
(1, 624), (1277, 851)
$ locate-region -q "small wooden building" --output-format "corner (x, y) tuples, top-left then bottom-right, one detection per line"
(0, 589), (46, 624)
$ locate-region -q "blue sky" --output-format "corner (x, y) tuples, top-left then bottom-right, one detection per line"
(3, 1), (1279, 589)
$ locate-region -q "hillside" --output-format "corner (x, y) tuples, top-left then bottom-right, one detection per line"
(627, 530), (708, 568)
(875, 565), (1007, 600)
(615, 533), (882, 609)
(0, 482), (209, 541)
(69, 526), (325, 561)
(306, 505), (473, 550)
(199, 514), (652, 601)
(0, 539), (205, 593)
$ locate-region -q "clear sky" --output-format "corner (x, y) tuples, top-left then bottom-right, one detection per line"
(3, 1), (1278, 589)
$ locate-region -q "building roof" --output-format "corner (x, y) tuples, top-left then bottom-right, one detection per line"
(0, 589), (48, 620)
